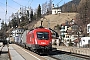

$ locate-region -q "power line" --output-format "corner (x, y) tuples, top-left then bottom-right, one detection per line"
(11, 0), (32, 10)
(29, 0), (33, 6)
(12, 0), (26, 7)
(0, 11), (12, 14)
(55, 0), (63, 7)
(0, 1), (18, 19)
(0, 1), (18, 10)
(27, 0), (33, 6)
(27, 0), (31, 6)
(52, 0), (54, 2)
(0, 5), (5, 11)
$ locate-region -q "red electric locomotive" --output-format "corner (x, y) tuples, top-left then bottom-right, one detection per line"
(21, 26), (52, 54)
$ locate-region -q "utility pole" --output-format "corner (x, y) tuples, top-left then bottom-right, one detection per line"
(5, 0), (7, 24)
(41, 21), (43, 27)
(28, 7), (31, 22)
(6, 0), (9, 46)
(48, 0), (52, 14)
(75, 1), (77, 12)
(48, 20), (50, 29)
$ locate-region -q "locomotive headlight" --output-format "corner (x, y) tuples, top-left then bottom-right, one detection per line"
(41, 42), (46, 44)
(49, 42), (52, 45)
(50, 41), (52, 44)
(48, 42), (52, 46)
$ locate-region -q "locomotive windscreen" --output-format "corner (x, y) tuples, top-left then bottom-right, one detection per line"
(37, 32), (49, 40)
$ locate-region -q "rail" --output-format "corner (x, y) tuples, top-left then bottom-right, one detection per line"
(0, 44), (12, 60)
(8, 46), (12, 60)
(0, 46), (3, 55)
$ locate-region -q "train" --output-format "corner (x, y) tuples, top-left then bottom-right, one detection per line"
(20, 26), (52, 54)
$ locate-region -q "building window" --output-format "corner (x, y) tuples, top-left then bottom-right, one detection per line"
(21, 30), (22, 32)
(19, 30), (20, 32)
(83, 40), (85, 42)
(55, 11), (56, 13)
(66, 36), (69, 38)
(88, 26), (90, 32)
(88, 40), (90, 44)
(61, 26), (65, 29)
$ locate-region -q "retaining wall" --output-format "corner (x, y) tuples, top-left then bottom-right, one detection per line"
(53, 45), (90, 56)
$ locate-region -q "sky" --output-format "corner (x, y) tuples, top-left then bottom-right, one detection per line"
(0, 0), (72, 28)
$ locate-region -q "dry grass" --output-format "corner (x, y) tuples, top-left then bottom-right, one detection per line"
(34, 13), (78, 29)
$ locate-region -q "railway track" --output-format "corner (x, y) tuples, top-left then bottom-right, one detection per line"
(46, 50), (90, 60)
(0, 45), (11, 60)
(15, 44), (90, 60)
(64, 51), (90, 60)
(0, 46), (3, 55)
(39, 48), (90, 60)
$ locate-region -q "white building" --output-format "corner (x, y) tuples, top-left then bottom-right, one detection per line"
(80, 37), (90, 47)
(11, 28), (25, 43)
(52, 4), (61, 14)
(87, 23), (90, 33)
(60, 25), (68, 42)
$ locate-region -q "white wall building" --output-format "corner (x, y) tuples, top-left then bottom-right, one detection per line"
(52, 7), (61, 14)
(80, 37), (90, 47)
(52, 4), (61, 14)
(11, 28), (25, 43)
(87, 23), (90, 33)
(60, 25), (68, 42)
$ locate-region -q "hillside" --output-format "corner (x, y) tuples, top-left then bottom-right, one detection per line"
(61, 0), (81, 12)
(34, 13), (78, 29)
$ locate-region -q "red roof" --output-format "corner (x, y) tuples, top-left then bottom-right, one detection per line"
(61, 23), (66, 26)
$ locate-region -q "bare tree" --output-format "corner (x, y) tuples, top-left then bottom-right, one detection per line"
(47, 0), (52, 14)
(76, 0), (90, 35)
(42, 1), (47, 15)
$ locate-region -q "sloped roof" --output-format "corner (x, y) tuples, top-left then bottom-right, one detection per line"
(52, 7), (61, 9)
(73, 38), (81, 43)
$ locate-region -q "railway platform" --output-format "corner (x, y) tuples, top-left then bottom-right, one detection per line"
(0, 45), (9, 60)
(9, 44), (46, 60)
(9, 45), (25, 60)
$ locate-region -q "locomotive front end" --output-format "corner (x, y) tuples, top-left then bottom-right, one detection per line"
(34, 28), (52, 53)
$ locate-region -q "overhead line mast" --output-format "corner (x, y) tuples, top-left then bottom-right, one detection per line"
(5, 0), (7, 23)
(6, 0), (7, 15)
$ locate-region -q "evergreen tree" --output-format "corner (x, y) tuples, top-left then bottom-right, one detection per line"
(27, 10), (29, 17)
(30, 9), (33, 21)
(1, 21), (4, 30)
(11, 17), (18, 28)
(1, 21), (8, 39)
(1, 21), (8, 31)
(37, 4), (41, 18)
(76, 0), (90, 35)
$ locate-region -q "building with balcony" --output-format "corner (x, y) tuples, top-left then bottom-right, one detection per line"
(60, 19), (83, 46)
(11, 28), (25, 43)
(60, 23), (68, 42)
